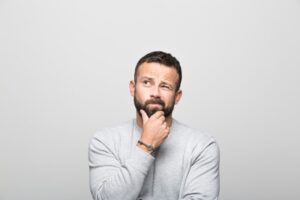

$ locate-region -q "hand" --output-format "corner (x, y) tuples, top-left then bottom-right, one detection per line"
(138, 109), (170, 151)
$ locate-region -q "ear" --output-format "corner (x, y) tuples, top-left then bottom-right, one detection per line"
(174, 90), (182, 104)
(129, 80), (135, 97)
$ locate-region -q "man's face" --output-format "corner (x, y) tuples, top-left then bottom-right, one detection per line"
(130, 62), (182, 118)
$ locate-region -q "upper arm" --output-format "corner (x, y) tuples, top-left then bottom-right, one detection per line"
(181, 140), (220, 200)
(88, 135), (121, 198)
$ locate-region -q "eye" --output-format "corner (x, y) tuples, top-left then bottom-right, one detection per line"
(143, 80), (151, 86)
(161, 84), (171, 90)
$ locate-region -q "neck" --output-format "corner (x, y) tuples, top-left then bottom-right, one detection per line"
(136, 112), (173, 129)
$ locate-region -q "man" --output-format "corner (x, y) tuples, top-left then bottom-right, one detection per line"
(89, 51), (220, 200)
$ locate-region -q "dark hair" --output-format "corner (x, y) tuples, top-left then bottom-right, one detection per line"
(134, 51), (182, 91)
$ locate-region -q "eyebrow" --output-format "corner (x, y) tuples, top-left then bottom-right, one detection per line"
(161, 81), (172, 86)
(140, 76), (154, 81)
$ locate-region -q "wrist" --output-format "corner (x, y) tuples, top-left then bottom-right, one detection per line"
(137, 140), (155, 154)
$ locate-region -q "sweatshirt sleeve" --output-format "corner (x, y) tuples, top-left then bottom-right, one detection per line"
(89, 132), (155, 200)
(180, 139), (220, 200)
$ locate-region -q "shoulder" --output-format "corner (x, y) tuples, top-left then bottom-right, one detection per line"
(173, 119), (216, 142)
(94, 120), (132, 137)
(172, 119), (219, 152)
(90, 120), (133, 148)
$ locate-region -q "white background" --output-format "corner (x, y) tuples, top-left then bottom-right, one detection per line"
(0, 0), (299, 200)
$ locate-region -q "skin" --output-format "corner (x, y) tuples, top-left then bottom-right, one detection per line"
(129, 62), (183, 154)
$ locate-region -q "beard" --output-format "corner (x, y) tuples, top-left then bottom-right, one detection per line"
(134, 95), (175, 118)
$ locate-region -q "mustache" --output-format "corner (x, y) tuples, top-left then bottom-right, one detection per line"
(145, 98), (165, 107)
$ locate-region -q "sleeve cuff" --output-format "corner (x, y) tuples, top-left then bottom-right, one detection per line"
(125, 145), (155, 175)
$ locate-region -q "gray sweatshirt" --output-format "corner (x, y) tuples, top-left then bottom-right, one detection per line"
(89, 119), (220, 200)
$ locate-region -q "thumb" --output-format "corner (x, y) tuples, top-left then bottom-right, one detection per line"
(140, 109), (149, 125)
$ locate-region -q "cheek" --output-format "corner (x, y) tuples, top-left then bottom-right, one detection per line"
(162, 93), (176, 105)
(135, 86), (149, 101)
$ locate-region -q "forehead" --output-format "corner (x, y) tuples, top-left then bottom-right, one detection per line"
(136, 62), (179, 83)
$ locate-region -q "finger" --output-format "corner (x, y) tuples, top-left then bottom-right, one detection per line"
(165, 126), (170, 133)
(158, 115), (166, 123)
(151, 110), (164, 119)
(164, 128), (170, 137)
(163, 126), (170, 138)
(140, 109), (149, 125)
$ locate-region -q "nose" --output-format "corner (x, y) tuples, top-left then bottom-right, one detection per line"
(150, 85), (160, 98)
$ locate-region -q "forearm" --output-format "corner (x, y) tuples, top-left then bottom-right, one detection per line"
(91, 165), (146, 200)
(89, 143), (154, 200)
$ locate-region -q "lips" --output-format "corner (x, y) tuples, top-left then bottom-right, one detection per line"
(145, 99), (165, 107)
(147, 103), (162, 107)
